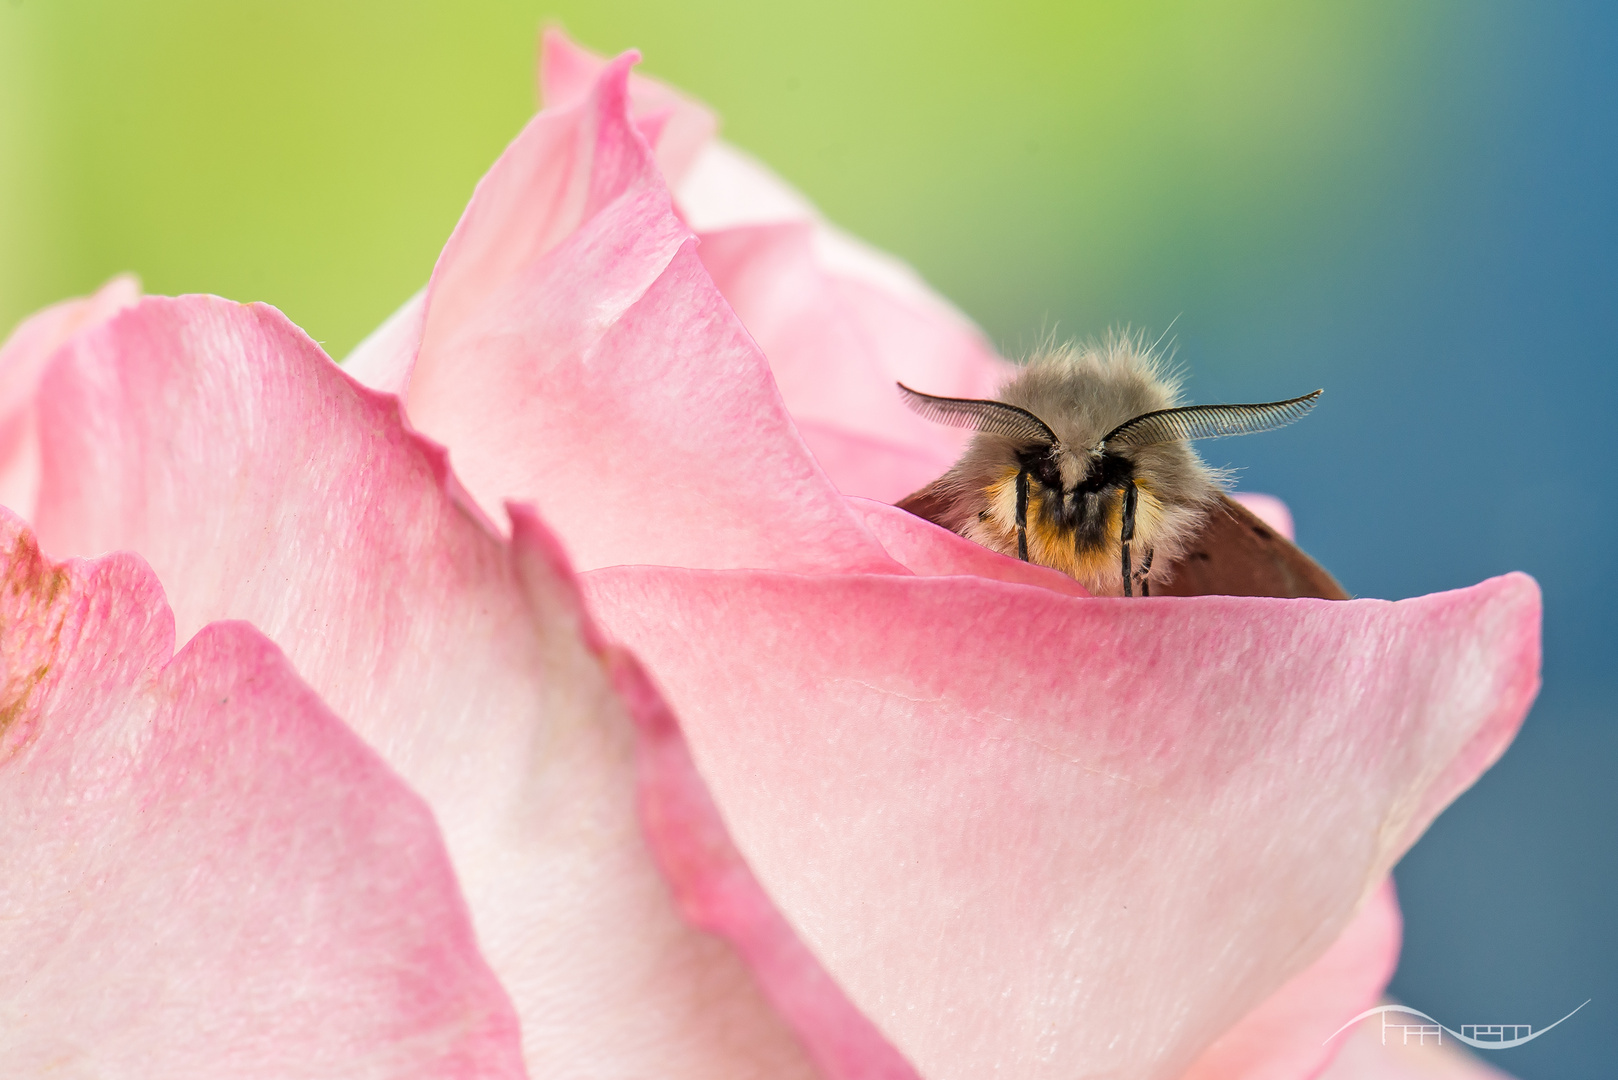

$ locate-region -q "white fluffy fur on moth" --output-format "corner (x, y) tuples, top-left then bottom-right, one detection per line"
(896, 336), (1338, 599)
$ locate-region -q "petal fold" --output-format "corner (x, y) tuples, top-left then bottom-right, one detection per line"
(580, 567), (1541, 1080)
(539, 27), (717, 188)
(541, 33), (1013, 502)
(402, 53), (894, 574)
(692, 221), (1009, 501)
(0, 513), (525, 1076)
(0, 276), (138, 517)
(849, 496), (1088, 596)
(32, 292), (917, 1078)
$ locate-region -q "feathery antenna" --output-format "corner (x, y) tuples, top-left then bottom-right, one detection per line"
(897, 383), (1058, 445)
(1102, 390), (1322, 449)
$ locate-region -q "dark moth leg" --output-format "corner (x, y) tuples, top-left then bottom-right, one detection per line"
(1120, 480), (1139, 597)
(1138, 548), (1154, 597)
(1015, 469), (1030, 561)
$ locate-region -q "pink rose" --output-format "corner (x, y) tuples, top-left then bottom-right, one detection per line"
(0, 29), (1537, 1080)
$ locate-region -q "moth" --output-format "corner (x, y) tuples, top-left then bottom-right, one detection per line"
(897, 338), (1348, 600)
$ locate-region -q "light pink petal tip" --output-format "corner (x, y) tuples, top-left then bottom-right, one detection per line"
(402, 51), (894, 575)
(541, 33), (1012, 502)
(582, 567), (1541, 1080)
(0, 275), (138, 517)
(0, 512), (524, 1076)
(34, 293), (919, 1077)
(539, 27), (717, 188)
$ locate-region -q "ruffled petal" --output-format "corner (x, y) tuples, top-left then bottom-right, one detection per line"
(0, 276), (138, 517)
(402, 54), (894, 574)
(693, 220), (1009, 500)
(585, 538), (920, 1080)
(0, 513), (525, 1076)
(580, 567), (1541, 1080)
(32, 294), (889, 1078)
(527, 32), (1010, 502)
(538, 27), (717, 188)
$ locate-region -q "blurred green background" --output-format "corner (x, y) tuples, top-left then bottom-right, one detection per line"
(3, 0), (1437, 357)
(3, 3), (1613, 1077)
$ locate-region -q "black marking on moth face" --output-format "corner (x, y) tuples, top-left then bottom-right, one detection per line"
(1017, 443), (1139, 548)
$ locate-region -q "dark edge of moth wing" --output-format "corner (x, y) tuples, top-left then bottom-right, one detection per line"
(896, 476), (959, 530)
(897, 382), (1058, 446)
(1155, 493), (1350, 600)
(1102, 390), (1322, 449)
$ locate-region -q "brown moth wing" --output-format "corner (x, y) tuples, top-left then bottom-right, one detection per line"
(896, 478), (959, 530)
(1156, 493), (1349, 600)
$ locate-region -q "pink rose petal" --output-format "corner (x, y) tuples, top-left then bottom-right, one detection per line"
(32, 293), (918, 1078)
(0, 513), (525, 1077)
(849, 496), (1088, 596)
(693, 220), (1009, 500)
(796, 420), (964, 506)
(541, 34), (1010, 500)
(401, 54), (895, 574)
(552, 511), (918, 1079)
(526, 33), (1009, 504)
(0, 275), (138, 516)
(539, 27), (717, 188)
(1180, 878), (1401, 1080)
(343, 286), (424, 396)
(678, 139), (821, 231)
(581, 567), (1540, 1080)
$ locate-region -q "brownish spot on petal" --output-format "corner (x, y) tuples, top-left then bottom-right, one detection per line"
(0, 528), (72, 758)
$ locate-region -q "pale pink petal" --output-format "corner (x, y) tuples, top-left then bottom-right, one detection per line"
(522, 33), (1009, 504)
(538, 28), (717, 188)
(795, 421), (961, 505)
(342, 287), (424, 395)
(522, 503), (917, 1079)
(679, 140), (822, 230)
(1231, 492), (1296, 542)
(32, 293), (914, 1077)
(417, 52), (663, 375)
(581, 567), (1541, 1080)
(849, 496), (1088, 596)
(405, 56), (895, 574)
(0, 275), (138, 516)
(1181, 878), (1401, 1080)
(0, 514), (524, 1077)
(538, 33), (811, 232)
(664, 99), (1013, 496)
(1315, 1017), (1515, 1079)
(693, 221), (1010, 499)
